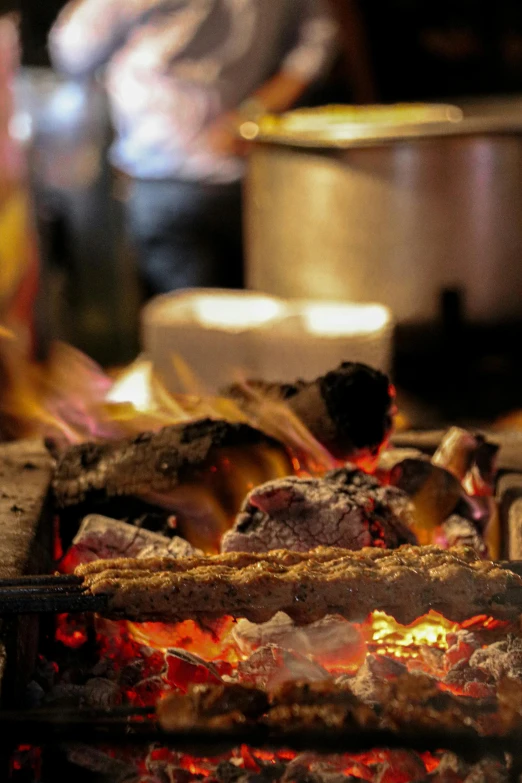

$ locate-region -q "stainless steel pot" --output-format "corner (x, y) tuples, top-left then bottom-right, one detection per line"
(244, 100), (522, 324)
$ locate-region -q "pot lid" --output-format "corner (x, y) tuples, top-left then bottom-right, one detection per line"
(242, 101), (522, 148)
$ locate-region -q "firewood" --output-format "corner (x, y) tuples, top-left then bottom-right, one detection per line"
(224, 361), (393, 460)
(52, 419), (291, 512)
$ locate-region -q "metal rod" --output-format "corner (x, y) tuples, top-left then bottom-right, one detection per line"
(0, 574), (83, 587)
(0, 561), (520, 618)
(0, 718), (520, 761)
(0, 593), (108, 614)
(0, 584), (86, 597)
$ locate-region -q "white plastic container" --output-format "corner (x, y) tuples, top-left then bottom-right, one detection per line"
(142, 289), (393, 394)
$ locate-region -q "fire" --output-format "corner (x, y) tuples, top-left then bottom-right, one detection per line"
(22, 601), (508, 783)
(126, 610), (461, 672)
(127, 618), (240, 663)
(367, 611), (457, 659)
(0, 337), (335, 472)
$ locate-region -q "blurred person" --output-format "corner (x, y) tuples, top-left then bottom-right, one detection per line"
(49, 0), (339, 297)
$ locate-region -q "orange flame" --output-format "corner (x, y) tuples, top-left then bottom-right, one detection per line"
(0, 338), (337, 476)
(367, 611), (457, 659)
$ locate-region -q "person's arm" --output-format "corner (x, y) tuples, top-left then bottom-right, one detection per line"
(49, 0), (147, 77)
(326, 0), (377, 104)
(206, 0), (339, 155)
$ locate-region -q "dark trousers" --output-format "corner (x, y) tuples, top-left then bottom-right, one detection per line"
(126, 178), (244, 297)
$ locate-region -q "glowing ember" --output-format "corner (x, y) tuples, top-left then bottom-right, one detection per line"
(127, 618), (240, 663)
(55, 612), (89, 649)
(367, 611), (458, 659)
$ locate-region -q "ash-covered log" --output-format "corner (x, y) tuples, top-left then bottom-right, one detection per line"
(62, 514), (199, 570)
(225, 362), (394, 461)
(221, 467), (416, 554)
(53, 419), (288, 508)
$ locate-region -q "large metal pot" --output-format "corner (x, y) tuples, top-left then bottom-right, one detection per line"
(244, 101), (522, 324)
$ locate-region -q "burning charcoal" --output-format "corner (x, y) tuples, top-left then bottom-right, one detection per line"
(138, 535), (199, 559)
(237, 644), (331, 691)
(91, 656), (117, 680)
(441, 515), (487, 556)
(445, 631), (481, 668)
(469, 636), (522, 681)
(43, 682), (85, 707)
(374, 749), (427, 783)
(164, 648), (222, 692)
(233, 612), (306, 653)
(83, 676), (122, 709)
(232, 613), (365, 668)
(326, 465), (414, 527)
(463, 440), (499, 498)
(388, 459), (461, 544)
(281, 755), (362, 783)
(144, 746), (182, 783)
(377, 448), (428, 474)
(443, 662), (495, 699)
(348, 654), (408, 705)
(132, 675), (166, 706)
(225, 362), (394, 462)
(66, 745), (137, 782)
(468, 641), (509, 681)
(453, 495), (494, 535)
(304, 757), (364, 783)
(119, 658), (147, 688)
(222, 471), (416, 554)
(435, 753), (470, 779)
(62, 513), (200, 570)
(414, 645), (446, 677)
(216, 760), (249, 783)
(463, 758), (508, 783)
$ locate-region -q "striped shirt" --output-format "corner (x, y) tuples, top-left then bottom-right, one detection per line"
(49, 0), (338, 181)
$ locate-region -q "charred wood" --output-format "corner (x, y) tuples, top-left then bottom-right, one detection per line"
(224, 362), (394, 461)
(52, 418), (291, 512)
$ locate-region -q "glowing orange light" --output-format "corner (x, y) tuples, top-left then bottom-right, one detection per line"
(366, 611), (458, 659)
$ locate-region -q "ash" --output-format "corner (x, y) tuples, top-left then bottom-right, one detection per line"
(222, 468), (416, 554)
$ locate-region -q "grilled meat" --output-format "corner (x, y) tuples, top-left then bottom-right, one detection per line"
(76, 546), (522, 625)
(157, 683), (269, 731)
(156, 675), (502, 737)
